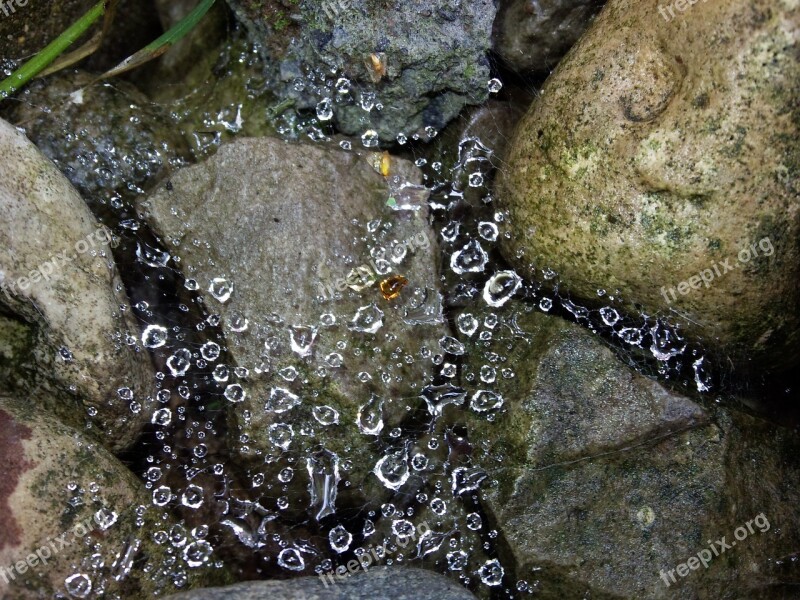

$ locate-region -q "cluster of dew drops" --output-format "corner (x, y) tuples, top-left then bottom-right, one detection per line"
(68, 61), (712, 599)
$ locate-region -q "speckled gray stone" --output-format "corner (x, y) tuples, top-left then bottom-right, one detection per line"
(163, 567), (477, 600)
(0, 118), (155, 451)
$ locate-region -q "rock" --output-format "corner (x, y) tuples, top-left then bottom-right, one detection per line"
(496, 0), (800, 373)
(9, 71), (190, 203)
(0, 395), (222, 599)
(162, 566), (477, 600)
(457, 302), (800, 598)
(138, 138), (447, 527)
(0, 118), (155, 451)
(226, 0), (496, 142)
(492, 0), (605, 74)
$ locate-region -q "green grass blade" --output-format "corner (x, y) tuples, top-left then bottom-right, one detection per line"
(98, 0), (216, 80)
(0, 0), (106, 99)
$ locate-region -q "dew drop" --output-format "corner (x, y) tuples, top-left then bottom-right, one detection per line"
(450, 240), (488, 274)
(167, 348), (192, 377)
(357, 394), (385, 435)
(142, 325), (168, 348)
(224, 383), (246, 403)
(208, 277), (233, 303)
(265, 387), (301, 413)
(312, 405), (340, 426)
(268, 423), (294, 451)
(483, 270), (522, 307)
(348, 304), (384, 334)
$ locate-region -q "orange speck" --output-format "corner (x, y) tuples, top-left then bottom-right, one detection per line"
(379, 275), (408, 300)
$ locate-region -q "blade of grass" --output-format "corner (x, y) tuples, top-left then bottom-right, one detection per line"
(38, 0), (119, 78)
(0, 0), (106, 99)
(97, 0), (216, 81)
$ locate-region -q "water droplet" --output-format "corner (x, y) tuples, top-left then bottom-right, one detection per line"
(392, 519), (415, 539)
(136, 241), (169, 267)
(278, 366), (298, 381)
(361, 129), (379, 148)
(167, 348), (192, 377)
(208, 277), (233, 303)
(228, 313), (249, 332)
(224, 384), (246, 403)
(335, 77), (351, 94)
(348, 304), (384, 334)
(478, 558), (504, 586)
(213, 364), (229, 383)
(316, 98), (333, 121)
(439, 335), (465, 355)
(153, 485), (172, 507)
(431, 497), (446, 515)
(468, 172), (484, 187)
(488, 78), (503, 93)
(201, 342), (221, 361)
(290, 325), (318, 358)
(268, 423), (294, 451)
(181, 485), (204, 509)
(411, 453), (428, 471)
(483, 270), (522, 307)
(447, 550), (468, 571)
(457, 313), (479, 336)
(183, 540), (213, 567)
(470, 390), (504, 412)
(417, 529), (447, 557)
(277, 548), (305, 571)
(619, 327), (642, 345)
(152, 408), (172, 426)
(421, 383), (466, 418)
(451, 240), (488, 274)
(64, 573), (92, 598)
(307, 449), (340, 521)
(466, 512), (483, 530)
(265, 387), (301, 413)
(478, 221), (499, 242)
(357, 394), (384, 435)
(374, 447), (410, 490)
(142, 325), (168, 348)
(329, 524), (352, 553)
(312, 405), (340, 426)
(93, 507), (118, 531)
(452, 466), (487, 495)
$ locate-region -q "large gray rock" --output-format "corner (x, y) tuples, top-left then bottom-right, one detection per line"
(493, 0), (605, 74)
(227, 0), (496, 142)
(0, 118), (155, 451)
(163, 567), (477, 600)
(496, 0), (800, 373)
(457, 303), (800, 599)
(0, 395), (221, 599)
(138, 137), (447, 526)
